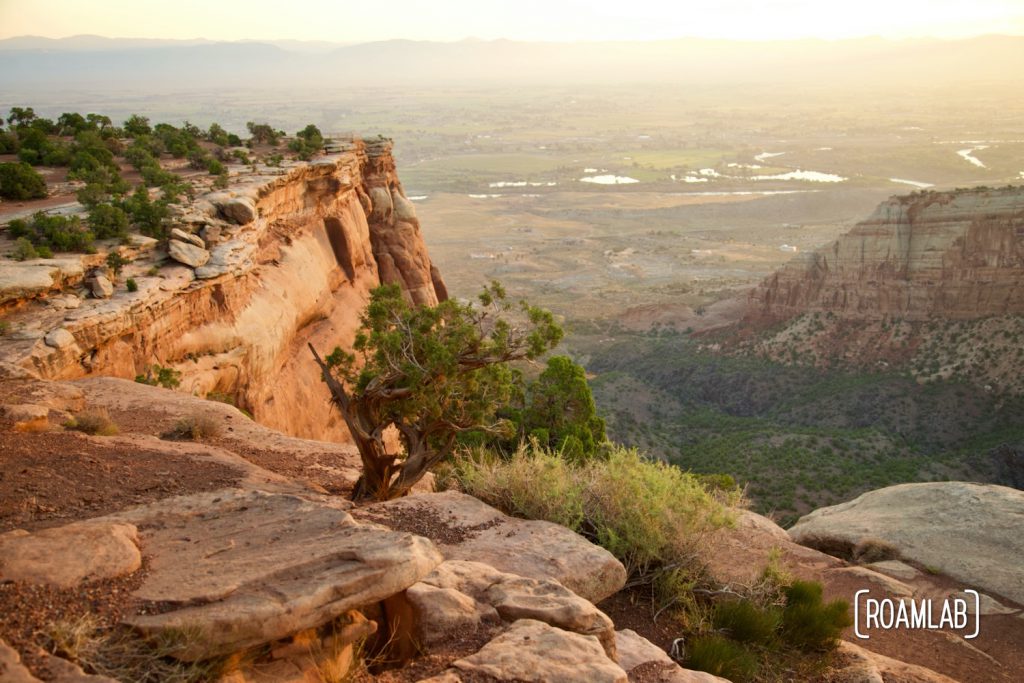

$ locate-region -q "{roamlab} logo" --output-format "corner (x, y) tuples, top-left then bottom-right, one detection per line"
(854, 589), (980, 639)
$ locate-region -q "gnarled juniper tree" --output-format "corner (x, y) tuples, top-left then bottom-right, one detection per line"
(310, 281), (562, 501)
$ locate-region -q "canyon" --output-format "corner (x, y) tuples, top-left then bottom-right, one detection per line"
(2, 139), (1024, 682)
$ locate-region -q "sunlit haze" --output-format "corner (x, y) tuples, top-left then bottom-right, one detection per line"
(2, 0), (1023, 42)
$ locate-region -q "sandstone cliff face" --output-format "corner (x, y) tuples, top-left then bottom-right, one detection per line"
(749, 187), (1024, 321)
(0, 138), (446, 442)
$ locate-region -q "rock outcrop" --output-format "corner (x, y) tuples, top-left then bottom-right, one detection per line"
(446, 619), (628, 683)
(749, 186), (1024, 321)
(0, 521), (141, 588)
(359, 491), (628, 603)
(0, 138), (447, 443)
(115, 489), (442, 660)
(789, 481), (1024, 605)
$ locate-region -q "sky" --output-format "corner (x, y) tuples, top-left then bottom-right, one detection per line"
(1, 0), (1022, 43)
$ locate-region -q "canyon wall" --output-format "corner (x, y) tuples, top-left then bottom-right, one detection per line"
(0, 138), (447, 442)
(748, 187), (1024, 321)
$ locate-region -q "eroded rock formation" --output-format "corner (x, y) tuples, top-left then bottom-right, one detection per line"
(749, 186), (1024, 321)
(0, 138), (447, 442)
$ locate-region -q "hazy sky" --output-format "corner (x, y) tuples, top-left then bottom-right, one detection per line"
(2, 0), (1022, 42)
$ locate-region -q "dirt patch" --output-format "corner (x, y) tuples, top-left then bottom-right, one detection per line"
(354, 627), (501, 682)
(597, 588), (686, 652)
(0, 429), (242, 532)
(0, 565), (148, 678)
(218, 440), (357, 496)
(353, 503), (504, 545)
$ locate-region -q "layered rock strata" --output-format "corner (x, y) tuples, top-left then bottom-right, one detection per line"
(749, 187), (1024, 321)
(0, 138), (446, 442)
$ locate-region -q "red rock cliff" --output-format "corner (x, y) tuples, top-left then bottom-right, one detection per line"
(0, 138), (447, 442)
(748, 187), (1024, 321)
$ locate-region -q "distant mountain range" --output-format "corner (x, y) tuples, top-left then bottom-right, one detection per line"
(1, 34), (1022, 88)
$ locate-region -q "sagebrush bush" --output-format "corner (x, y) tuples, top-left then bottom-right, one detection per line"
(65, 409), (118, 436)
(684, 634), (759, 681)
(447, 442), (736, 594)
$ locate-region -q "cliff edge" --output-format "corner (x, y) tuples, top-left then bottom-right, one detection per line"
(0, 137), (447, 442)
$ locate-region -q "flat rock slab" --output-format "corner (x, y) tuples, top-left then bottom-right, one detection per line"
(835, 641), (959, 683)
(790, 482), (1024, 605)
(0, 522), (141, 588)
(363, 492), (626, 603)
(451, 619), (627, 683)
(119, 489), (442, 660)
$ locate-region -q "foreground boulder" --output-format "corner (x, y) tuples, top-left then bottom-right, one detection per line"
(0, 521), (141, 588)
(448, 619), (627, 683)
(360, 491), (627, 603)
(406, 559), (616, 657)
(113, 489), (442, 660)
(789, 482), (1024, 604)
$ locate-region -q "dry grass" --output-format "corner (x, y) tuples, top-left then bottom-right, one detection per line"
(852, 537), (900, 564)
(64, 409), (119, 436)
(163, 414), (222, 441)
(46, 615), (222, 683)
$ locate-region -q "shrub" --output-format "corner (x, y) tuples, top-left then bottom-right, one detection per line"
(852, 537), (900, 564)
(513, 355), (607, 460)
(0, 161), (47, 199)
(123, 114), (152, 137)
(126, 278), (138, 292)
(106, 251), (129, 275)
(7, 212), (94, 253)
(135, 364), (181, 389)
(779, 580), (852, 651)
(164, 414), (222, 441)
(712, 599), (781, 644)
(12, 237), (37, 261)
(65, 409), (119, 436)
(684, 635), (759, 681)
(89, 204), (130, 240)
(449, 443), (735, 595)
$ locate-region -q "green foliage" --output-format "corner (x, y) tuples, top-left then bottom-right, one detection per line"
(779, 580), (852, 651)
(75, 166), (130, 207)
(516, 355), (606, 459)
(448, 442), (734, 596)
(135, 364), (182, 389)
(106, 251), (129, 275)
(121, 186), (170, 239)
(288, 123), (324, 160)
(11, 237), (38, 261)
(123, 114), (152, 137)
(126, 277), (138, 292)
(207, 123), (230, 146)
(246, 121), (280, 145)
(8, 212), (94, 253)
(685, 635), (759, 682)
(316, 281), (562, 501)
(712, 600), (781, 645)
(0, 161), (47, 199)
(89, 204), (131, 241)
